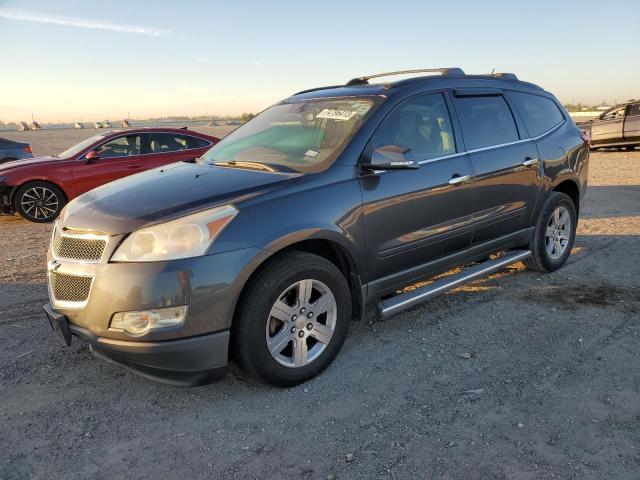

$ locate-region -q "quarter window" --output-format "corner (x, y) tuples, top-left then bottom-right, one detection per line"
(508, 92), (564, 137)
(97, 135), (140, 158)
(453, 95), (519, 150)
(372, 93), (456, 158)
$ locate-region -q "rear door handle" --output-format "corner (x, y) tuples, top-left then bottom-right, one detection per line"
(448, 174), (470, 185)
(126, 164), (143, 169)
(522, 157), (539, 167)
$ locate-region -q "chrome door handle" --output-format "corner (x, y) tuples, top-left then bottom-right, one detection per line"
(448, 174), (470, 185)
(522, 158), (539, 167)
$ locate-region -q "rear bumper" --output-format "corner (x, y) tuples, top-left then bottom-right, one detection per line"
(44, 303), (230, 386)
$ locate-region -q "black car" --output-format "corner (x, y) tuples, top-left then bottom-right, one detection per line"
(580, 101), (640, 150)
(43, 68), (589, 387)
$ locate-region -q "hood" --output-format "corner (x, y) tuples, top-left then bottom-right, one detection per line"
(60, 161), (301, 234)
(0, 156), (62, 172)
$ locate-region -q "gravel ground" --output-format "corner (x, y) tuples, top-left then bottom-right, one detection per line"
(1, 143), (639, 479)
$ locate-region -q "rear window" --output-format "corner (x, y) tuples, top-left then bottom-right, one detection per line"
(509, 92), (564, 137)
(454, 95), (519, 150)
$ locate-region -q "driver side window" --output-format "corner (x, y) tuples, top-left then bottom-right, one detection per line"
(602, 106), (626, 121)
(98, 135), (141, 159)
(373, 93), (456, 159)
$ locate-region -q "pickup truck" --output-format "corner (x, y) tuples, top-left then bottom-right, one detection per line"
(579, 101), (640, 150)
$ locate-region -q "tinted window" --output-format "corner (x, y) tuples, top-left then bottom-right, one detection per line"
(187, 135), (211, 148)
(148, 133), (192, 153)
(627, 103), (640, 117)
(97, 135), (140, 158)
(509, 92), (564, 137)
(454, 95), (519, 150)
(373, 93), (456, 158)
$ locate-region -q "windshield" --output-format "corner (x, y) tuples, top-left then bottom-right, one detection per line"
(200, 97), (377, 173)
(58, 133), (107, 159)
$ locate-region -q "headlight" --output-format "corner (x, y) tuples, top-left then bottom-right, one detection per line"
(111, 205), (237, 262)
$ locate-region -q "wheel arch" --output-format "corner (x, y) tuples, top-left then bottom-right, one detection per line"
(11, 178), (68, 207)
(231, 234), (365, 337)
(552, 179), (580, 214)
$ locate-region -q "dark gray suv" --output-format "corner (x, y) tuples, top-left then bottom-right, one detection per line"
(43, 68), (589, 386)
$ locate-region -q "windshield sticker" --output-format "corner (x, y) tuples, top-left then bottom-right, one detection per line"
(305, 149), (319, 158)
(316, 109), (358, 121)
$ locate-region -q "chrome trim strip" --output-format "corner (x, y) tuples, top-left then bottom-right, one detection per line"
(416, 120), (566, 166)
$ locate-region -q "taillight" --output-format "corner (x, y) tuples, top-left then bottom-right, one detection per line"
(580, 131), (590, 147)
(23, 146), (32, 153)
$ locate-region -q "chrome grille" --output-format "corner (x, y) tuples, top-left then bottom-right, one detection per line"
(50, 272), (93, 303)
(53, 228), (107, 262)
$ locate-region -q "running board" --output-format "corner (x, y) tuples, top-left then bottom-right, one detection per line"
(378, 250), (532, 318)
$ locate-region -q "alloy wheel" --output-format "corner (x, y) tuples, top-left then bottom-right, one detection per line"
(266, 279), (337, 368)
(545, 206), (571, 260)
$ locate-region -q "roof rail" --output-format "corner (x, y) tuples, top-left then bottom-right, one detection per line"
(488, 72), (518, 80)
(346, 68), (465, 86)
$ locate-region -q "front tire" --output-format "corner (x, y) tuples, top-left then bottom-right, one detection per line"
(15, 181), (66, 223)
(524, 192), (577, 272)
(233, 251), (351, 387)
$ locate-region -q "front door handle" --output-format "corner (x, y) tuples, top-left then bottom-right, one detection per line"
(448, 174), (470, 185)
(126, 164), (143, 169)
(522, 157), (539, 167)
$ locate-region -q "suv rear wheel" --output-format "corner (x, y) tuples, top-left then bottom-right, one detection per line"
(15, 181), (66, 223)
(233, 251), (351, 386)
(524, 192), (577, 272)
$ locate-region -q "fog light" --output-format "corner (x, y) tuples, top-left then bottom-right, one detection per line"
(110, 306), (187, 335)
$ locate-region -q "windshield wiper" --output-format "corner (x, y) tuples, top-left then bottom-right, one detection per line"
(213, 161), (276, 173)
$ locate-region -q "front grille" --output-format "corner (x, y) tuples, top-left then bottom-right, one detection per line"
(50, 272), (93, 303)
(53, 228), (107, 262)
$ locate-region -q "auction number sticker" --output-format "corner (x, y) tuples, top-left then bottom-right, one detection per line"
(316, 109), (357, 121)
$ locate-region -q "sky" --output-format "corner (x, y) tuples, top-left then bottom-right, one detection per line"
(0, 0), (638, 123)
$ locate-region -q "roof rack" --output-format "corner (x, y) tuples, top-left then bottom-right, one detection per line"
(346, 68), (465, 86)
(485, 72), (518, 80)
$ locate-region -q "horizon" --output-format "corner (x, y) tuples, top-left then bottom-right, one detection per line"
(1, 0), (639, 123)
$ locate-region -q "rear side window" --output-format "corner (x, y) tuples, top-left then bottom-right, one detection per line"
(372, 92), (456, 158)
(627, 103), (640, 117)
(453, 95), (519, 150)
(509, 92), (564, 137)
(187, 135), (211, 148)
(148, 133), (190, 153)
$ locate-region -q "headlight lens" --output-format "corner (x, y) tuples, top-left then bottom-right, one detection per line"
(111, 205), (237, 262)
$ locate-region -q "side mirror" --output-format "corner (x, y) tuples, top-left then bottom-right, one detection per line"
(85, 150), (100, 163)
(362, 145), (418, 171)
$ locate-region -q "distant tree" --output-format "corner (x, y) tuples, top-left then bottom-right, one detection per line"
(240, 112), (255, 122)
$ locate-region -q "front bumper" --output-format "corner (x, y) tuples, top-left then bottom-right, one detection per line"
(44, 303), (230, 386)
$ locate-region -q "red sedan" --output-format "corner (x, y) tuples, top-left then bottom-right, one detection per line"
(0, 128), (219, 222)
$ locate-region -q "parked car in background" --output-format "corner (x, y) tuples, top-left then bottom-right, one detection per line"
(0, 137), (34, 164)
(42, 68), (589, 387)
(578, 101), (640, 150)
(0, 127), (219, 222)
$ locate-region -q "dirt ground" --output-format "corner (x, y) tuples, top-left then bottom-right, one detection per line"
(1, 133), (639, 479)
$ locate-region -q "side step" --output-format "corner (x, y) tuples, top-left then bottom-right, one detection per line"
(378, 250), (532, 318)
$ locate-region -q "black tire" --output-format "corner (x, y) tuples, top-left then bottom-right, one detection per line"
(524, 192), (577, 272)
(233, 251), (351, 387)
(0, 157), (17, 164)
(15, 181), (66, 223)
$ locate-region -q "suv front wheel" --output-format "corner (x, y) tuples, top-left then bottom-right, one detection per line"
(525, 192), (577, 272)
(233, 251), (351, 386)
